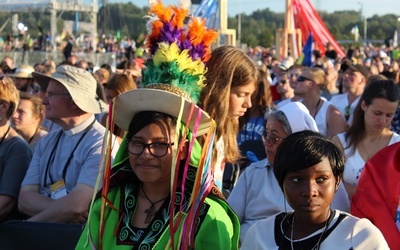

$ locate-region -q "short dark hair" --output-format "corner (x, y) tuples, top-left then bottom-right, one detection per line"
(273, 130), (345, 190)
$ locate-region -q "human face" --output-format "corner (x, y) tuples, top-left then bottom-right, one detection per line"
(128, 121), (174, 184)
(13, 78), (30, 92)
(42, 80), (72, 120)
(342, 69), (364, 91)
(228, 82), (256, 118)
(276, 74), (290, 95)
(294, 75), (313, 96)
(264, 116), (288, 165)
(283, 158), (337, 220)
(12, 99), (40, 131)
(105, 89), (118, 103)
(362, 98), (398, 132)
(289, 68), (302, 90)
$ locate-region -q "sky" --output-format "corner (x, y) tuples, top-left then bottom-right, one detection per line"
(129, 0), (396, 18)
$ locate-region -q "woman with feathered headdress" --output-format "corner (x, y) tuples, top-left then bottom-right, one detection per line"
(75, 1), (240, 249)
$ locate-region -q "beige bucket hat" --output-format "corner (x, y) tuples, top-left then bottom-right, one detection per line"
(32, 65), (108, 114)
(8, 65), (34, 78)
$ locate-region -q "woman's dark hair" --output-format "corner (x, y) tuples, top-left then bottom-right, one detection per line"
(127, 111), (177, 140)
(345, 78), (400, 155)
(274, 130), (345, 190)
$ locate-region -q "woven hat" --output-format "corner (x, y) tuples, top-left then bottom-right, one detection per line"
(8, 65), (34, 78)
(32, 65), (107, 114)
(113, 0), (217, 136)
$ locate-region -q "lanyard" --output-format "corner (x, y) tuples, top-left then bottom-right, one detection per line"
(43, 119), (96, 188)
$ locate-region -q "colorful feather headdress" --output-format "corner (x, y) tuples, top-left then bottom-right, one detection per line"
(84, 1), (219, 249)
(142, 0), (217, 103)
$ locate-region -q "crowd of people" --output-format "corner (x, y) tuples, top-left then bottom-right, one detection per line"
(0, 1), (399, 249)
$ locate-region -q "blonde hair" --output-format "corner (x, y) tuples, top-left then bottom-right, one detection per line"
(199, 46), (258, 163)
(0, 77), (19, 119)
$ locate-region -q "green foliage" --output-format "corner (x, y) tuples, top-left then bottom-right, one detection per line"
(0, 3), (397, 48)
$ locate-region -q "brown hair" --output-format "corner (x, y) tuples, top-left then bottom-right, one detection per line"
(105, 73), (137, 95)
(19, 92), (45, 124)
(199, 46), (258, 163)
(345, 75), (399, 155)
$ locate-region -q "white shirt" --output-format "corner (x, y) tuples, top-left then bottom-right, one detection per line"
(241, 210), (389, 250)
(227, 159), (350, 243)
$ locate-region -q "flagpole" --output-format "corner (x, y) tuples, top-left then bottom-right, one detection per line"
(282, 0), (291, 59)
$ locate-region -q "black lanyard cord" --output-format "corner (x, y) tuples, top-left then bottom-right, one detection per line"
(43, 119), (96, 189)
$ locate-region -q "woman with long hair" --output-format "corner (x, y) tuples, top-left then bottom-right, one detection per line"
(333, 76), (400, 199)
(199, 46), (258, 190)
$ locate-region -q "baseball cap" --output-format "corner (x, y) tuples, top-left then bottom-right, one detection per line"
(340, 60), (370, 79)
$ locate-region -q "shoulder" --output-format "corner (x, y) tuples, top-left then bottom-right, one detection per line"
(330, 93), (347, 102)
(338, 212), (389, 246)
(336, 210), (382, 233)
(245, 158), (270, 171)
(390, 132), (400, 144)
(245, 212), (281, 238)
(5, 136), (31, 153)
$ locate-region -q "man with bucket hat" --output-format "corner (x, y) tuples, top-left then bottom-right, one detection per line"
(18, 65), (119, 223)
(8, 65), (39, 94)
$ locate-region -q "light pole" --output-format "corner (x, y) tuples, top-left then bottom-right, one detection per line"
(237, 1), (241, 46)
(358, 1), (367, 43)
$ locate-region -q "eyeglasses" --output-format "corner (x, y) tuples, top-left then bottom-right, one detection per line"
(297, 76), (313, 82)
(263, 133), (284, 145)
(126, 140), (174, 157)
(45, 92), (70, 100)
(344, 105), (350, 121)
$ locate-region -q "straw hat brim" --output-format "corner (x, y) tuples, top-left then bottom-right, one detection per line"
(114, 89), (213, 136)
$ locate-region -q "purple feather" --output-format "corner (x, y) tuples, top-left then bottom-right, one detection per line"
(159, 23), (183, 46)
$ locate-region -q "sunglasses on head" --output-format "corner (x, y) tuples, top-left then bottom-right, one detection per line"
(297, 76), (313, 82)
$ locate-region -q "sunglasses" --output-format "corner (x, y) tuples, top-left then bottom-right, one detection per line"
(297, 76), (313, 82)
(279, 80), (288, 84)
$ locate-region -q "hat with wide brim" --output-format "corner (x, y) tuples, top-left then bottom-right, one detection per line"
(8, 65), (34, 78)
(32, 65), (108, 114)
(114, 88), (213, 136)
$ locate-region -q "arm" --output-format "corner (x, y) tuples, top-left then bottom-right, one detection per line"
(18, 184), (54, 217)
(0, 195), (16, 220)
(25, 183), (93, 223)
(327, 105), (347, 138)
(195, 198), (239, 249)
(227, 169), (249, 224)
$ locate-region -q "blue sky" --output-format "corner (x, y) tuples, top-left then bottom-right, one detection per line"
(127, 0), (396, 18)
